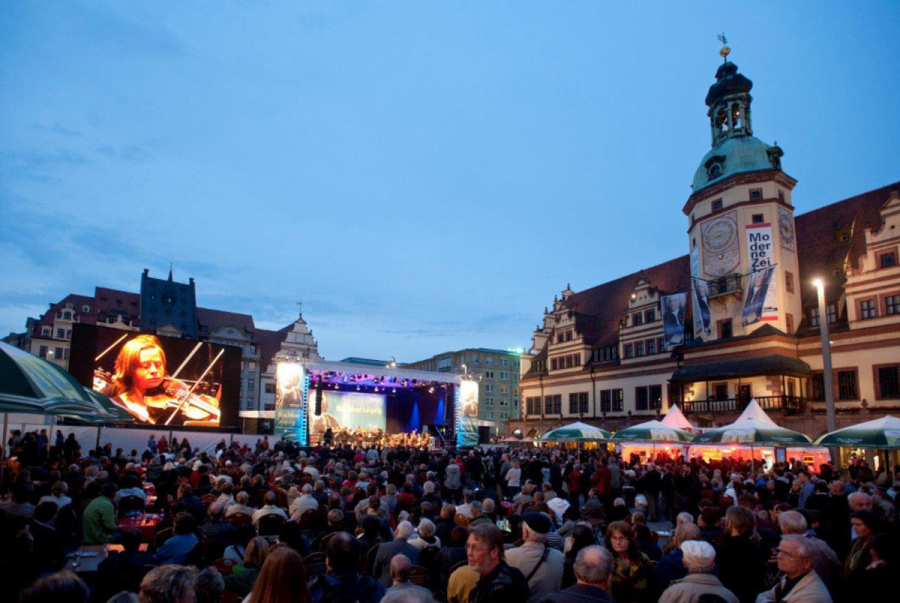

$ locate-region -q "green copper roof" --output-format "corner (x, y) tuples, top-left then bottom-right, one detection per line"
(692, 135), (781, 194)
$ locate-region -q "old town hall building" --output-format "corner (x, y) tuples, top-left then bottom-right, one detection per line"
(510, 54), (900, 439)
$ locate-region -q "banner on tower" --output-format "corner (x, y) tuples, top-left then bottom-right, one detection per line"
(742, 223), (778, 326)
(690, 247), (711, 337)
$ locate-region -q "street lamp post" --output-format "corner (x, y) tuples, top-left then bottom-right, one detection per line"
(813, 279), (836, 433)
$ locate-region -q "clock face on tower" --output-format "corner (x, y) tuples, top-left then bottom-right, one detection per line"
(779, 208), (796, 251)
(701, 211), (740, 277)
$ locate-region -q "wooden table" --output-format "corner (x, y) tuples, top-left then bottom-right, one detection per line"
(65, 543), (151, 574)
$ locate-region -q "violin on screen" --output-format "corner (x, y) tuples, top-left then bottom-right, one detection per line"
(144, 378), (222, 426)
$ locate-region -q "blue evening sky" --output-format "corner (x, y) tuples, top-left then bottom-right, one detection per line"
(1, 2), (898, 361)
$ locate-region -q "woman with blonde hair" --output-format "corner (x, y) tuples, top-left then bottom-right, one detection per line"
(224, 537), (270, 598)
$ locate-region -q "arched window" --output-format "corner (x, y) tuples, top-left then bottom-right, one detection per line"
(731, 103), (742, 129)
(717, 109), (729, 134)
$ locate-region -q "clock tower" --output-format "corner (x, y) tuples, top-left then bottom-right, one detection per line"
(682, 45), (802, 341)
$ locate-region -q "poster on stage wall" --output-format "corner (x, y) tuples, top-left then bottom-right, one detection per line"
(274, 362), (308, 444)
(701, 211), (740, 277)
(456, 379), (479, 447)
(742, 223), (778, 326)
(660, 292), (687, 350)
(690, 247), (711, 337)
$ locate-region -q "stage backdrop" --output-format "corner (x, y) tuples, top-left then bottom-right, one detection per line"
(311, 391), (386, 435)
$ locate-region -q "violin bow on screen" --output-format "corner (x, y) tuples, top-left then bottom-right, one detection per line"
(169, 342), (203, 380)
(94, 333), (130, 363)
(164, 348), (225, 426)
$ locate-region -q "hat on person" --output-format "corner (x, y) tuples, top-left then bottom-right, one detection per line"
(681, 540), (716, 567)
(521, 512), (552, 534)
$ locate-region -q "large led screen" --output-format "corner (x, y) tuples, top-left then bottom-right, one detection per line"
(69, 323), (241, 428)
(309, 390), (386, 436)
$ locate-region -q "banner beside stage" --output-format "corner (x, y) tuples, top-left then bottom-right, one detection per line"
(274, 362), (309, 445)
(457, 379), (479, 447)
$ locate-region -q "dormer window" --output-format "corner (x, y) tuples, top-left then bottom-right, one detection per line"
(632, 313), (644, 326)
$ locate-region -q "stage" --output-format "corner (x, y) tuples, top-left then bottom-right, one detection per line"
(272, 360), (478, 447)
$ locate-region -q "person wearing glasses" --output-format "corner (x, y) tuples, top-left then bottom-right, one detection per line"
(756, 535), (832, 602)
(466, 523), (530, 603)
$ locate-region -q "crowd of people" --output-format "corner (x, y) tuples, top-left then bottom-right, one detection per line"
(2, 427), (899, 603)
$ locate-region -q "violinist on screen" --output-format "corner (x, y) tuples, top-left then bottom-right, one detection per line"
(103, 335), (221, 426)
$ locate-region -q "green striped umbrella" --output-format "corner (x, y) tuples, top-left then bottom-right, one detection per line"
(0, 342), (108, 418)
(814, 416), (900, 449)
(612, 420), (695, 443)
(691, 418), (811, 446)
(540, 421), (612, 442)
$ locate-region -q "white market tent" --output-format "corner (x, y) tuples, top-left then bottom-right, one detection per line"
(661, 404), (694, 431)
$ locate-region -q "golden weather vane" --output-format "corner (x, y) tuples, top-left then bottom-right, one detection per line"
(717, 33), (731, 61)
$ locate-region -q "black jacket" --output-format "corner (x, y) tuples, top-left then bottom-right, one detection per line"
(539, 583), (615, 603)
(470, 562), (530, 603)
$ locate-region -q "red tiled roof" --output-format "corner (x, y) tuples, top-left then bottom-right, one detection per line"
(795, 180), (900, 307)
(562, 255), (692, 346)
(94, 287), (141, 326)
(196, 307), (256, 335)
(37, 294), (98, 327)
(257, 324), (291, 371)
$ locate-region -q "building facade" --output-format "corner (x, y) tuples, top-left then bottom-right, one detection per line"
(509, 54), (900, 439)
(405, 348), (522, 436)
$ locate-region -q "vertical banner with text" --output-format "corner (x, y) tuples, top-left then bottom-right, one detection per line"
(690, 247), (711, 337)
(743, 223), (778, 326)
(274, 362), (308, 444)
(456, 379), (479, 447)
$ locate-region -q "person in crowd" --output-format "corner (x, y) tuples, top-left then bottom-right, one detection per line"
(539, 546), (615, 603)
(249, 546), (312, 603)
(290, 484), (319, 521)
(604, 520), (655, 603)
(580, 488), (603, 520)
(155, 512), (199, 565)
(716, 507), (767, 603)
(223, 536), (270, 598)
(756, 535), (832, 603)
(384, 553), (433, 598)
(201, 502), (239, 556)
(844, 509), (881, 579)
(633, 522), (662, 561)
(18, 570), (88, 603)
(39, 481), (72, 511)
(96, 529), (157, 598)
(659, 540), (738, 603)
(373, 520), (421, 587)
(410, 517), (441, 551)
(654, 522), (702, 596)
(312, 531), (385, 603)
(138, 565), (198, 603)
(777, 510), (810, 536)
(561, 524), (596, 589)
(466, 523), (530, 603)
(227, 491), (256, 518)
(505, 512), (565, 603)
(847, 532), (896, 600)
(194, 567), (224, 603)
(251, 491), (288, 527)
(83, 482), (118, 544)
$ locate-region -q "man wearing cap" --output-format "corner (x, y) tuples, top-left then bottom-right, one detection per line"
(659, 540), (738, 603)
(539, 546), (615, 603)
(755, 535), (832, 603)
(505, 512), (564, 603)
